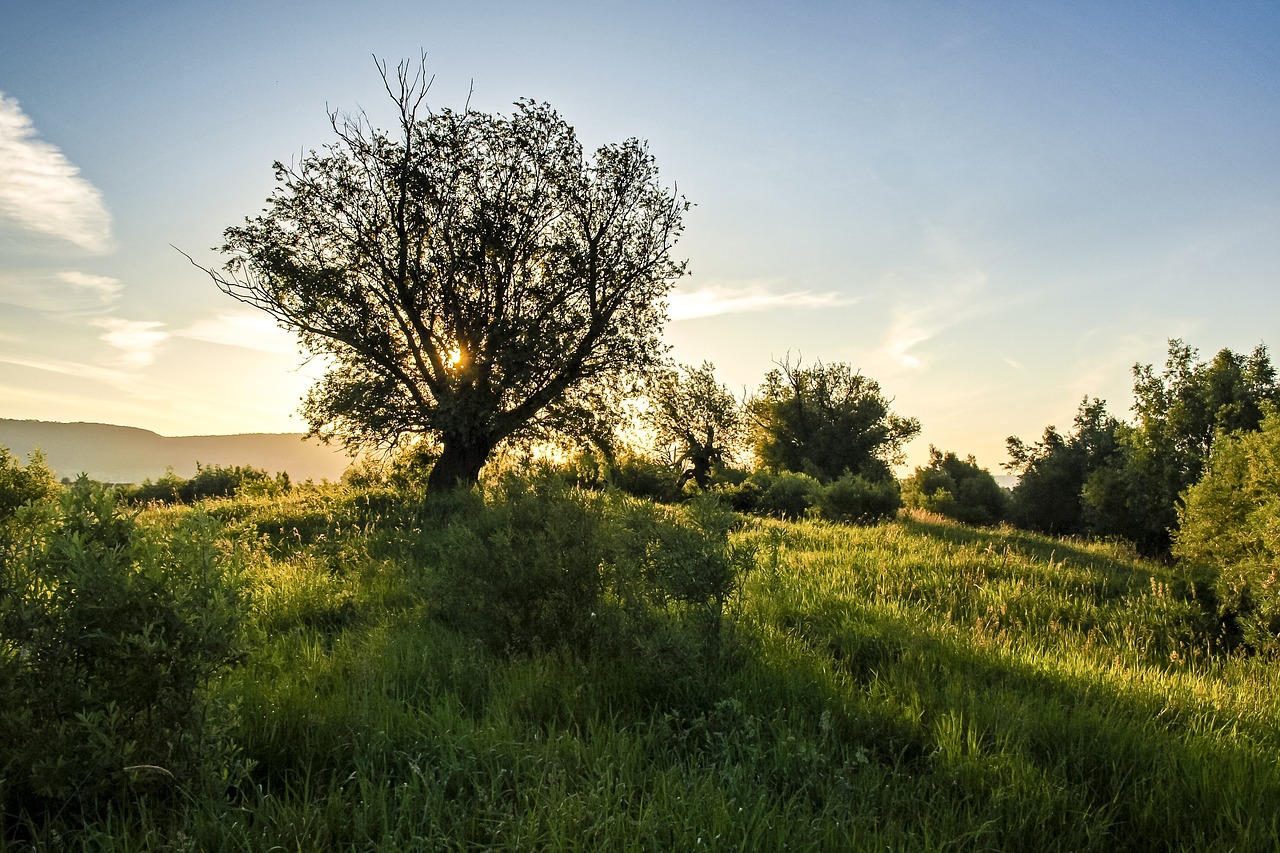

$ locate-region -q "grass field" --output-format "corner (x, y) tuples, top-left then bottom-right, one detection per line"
(7, 479), (1279, 851)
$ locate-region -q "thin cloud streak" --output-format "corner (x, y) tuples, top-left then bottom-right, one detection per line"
(0, 269), (122, 313)
(669, 282), (855, 321)
(0, 92), (112, 252)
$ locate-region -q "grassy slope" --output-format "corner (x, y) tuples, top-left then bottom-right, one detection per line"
(90, 489), (1280, 851)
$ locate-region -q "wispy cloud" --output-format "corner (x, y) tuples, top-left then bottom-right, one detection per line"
(0, 92), (112, 252)
(875, 271), (990, 371)
(669, 281), (855, 321)
(0, 269), (122, 313)
(92, 317), (169, 368)
(175, 310), (297, 354)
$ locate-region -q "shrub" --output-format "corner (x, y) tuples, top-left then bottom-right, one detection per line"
(420, 481), (751, 706)
(0, 478), (246, 831)
(124, 463), (287, 505)
(0, 446), (58, 521)
(1174, 409), (1280, 653)
(720, 470), (820, 519)
(609, 453), (683, 503)
(815, 472), (902, 524)
(902, 447), (1008, 526)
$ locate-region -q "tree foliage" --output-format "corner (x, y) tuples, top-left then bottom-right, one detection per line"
(1004, 397), (1121, 536)
(747, 357), (919, 484)
(1174, 407), (1280, 652)
(645, 361), (744, 489)
(903, 446), (1009, 526)
(207, 59), (688, 490)
(1085, 340), (1278, 556)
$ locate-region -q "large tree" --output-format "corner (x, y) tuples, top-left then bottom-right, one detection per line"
(747, 357), (920, 483)
(205, 61), (688, 490)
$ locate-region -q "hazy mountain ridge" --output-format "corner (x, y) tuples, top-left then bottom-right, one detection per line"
(0, 419), (351, 484)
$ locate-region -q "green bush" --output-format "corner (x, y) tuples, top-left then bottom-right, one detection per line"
(722, 470), (820, 519)
(902, 447), (1008, 526)
(609, 453), (683, 503)
(0, 479), (246, 831)
(814, 472), (902, 524)
(124, 462), (287, 505)
(1174, 409), (1280, 653)
(420, 480), (750, 707)
(0, 447), (58, 521)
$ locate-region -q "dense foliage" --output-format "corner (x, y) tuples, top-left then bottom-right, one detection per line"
(1004, 397), (1121, 536)
(208, 61), (688, 490)
(747, 357), (920, 484)
(0, 447), (57, 519)
(1174, 407), (1280, 653)
(902, 446), (1009, 526)
(1085, 340), (1278, 556)
(1, 478), (245, 832)
(123, 462), (289, 504)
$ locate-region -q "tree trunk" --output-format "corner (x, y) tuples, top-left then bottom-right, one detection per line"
(427, 437), (492, 492)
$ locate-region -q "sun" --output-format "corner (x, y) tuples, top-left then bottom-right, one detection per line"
(447, 346), (463, 368)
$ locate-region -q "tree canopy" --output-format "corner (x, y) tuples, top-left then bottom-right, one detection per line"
(747, 358), (919, 484)
(206, 60), (688, 490)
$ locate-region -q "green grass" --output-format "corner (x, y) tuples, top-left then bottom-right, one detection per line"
(16, 487), (1280, 851)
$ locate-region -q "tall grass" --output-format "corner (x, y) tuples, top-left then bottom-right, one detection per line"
(9, 485), (1278, 851)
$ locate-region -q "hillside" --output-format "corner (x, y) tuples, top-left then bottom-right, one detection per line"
(0, 418), (351, 484)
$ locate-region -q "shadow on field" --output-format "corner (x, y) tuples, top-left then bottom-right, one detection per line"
(769, 593), (1279, 849)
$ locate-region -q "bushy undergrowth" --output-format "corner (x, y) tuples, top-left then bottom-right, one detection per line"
(721, 469), (901, 524)
(123, 462), (290, 505)
(0, 479), (246, 836)
(419, 477), (753, 708)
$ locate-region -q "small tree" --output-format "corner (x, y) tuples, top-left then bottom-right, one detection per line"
(747, 356), (919, 484)
(645, 361), (745, 489)
(204, 59), (688, 491)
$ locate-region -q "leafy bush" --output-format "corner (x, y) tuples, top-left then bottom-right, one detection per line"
(420, 480), (751, 706)
(814, 472), (902, 524)
(720, 470), (821, 519)
(0, 479), (246, 831)
(0, 446), (58, 521)
(1174, 408), (1280, 653)
(125, 462), (288, 504)
(902, 447), (1008, 526)
(609, 453), (683, 503)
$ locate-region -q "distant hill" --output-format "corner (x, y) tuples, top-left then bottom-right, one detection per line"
(0, 419), (352, 484)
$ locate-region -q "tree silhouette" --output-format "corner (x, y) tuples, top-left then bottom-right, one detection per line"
(202, 59), (688, 490)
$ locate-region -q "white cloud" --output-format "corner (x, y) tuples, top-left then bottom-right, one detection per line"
(0, 92), (112, 252)
(0, 269), (122, 313)
(175, 310), (297, 354)
(669, 281), (855, 321)
(92, 317), (169, 368)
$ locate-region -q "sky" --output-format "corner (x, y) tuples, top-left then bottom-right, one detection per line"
(1, 0), (1277, 473)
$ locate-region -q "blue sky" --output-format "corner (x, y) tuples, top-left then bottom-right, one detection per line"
(1, 0), (1277, 472)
